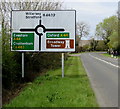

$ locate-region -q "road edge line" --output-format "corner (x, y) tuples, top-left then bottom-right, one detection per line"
(89, 53), (120, 68)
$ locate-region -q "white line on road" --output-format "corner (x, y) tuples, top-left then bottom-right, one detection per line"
(89, 53), (120, 68)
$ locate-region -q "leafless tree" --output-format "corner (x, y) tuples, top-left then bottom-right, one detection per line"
(76, 22), (90, 40)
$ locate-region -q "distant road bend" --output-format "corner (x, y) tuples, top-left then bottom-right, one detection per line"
(80, 52), (118, 107)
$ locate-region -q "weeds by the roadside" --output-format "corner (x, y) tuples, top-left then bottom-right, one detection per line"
(4, 56), (98, 107)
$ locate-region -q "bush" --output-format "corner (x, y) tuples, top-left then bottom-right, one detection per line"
(82, 44), (90, 51)
(2, 31), (62, 89)
(96, 41), (108, 51)
(75, 46), (82, 52)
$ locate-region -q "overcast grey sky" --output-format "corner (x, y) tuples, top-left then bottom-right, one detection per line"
(62, 0), (118, 40)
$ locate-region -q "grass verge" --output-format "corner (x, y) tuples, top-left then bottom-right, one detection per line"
(101, 53), (120, 58)
(4, 56), (98, 107)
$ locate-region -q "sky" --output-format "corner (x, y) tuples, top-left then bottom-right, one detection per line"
(62, 0), (119, 40)
(0, 0), (119, 40)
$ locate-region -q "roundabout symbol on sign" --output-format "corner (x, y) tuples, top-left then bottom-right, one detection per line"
(20, 19), (65, 50)
(20, 20), (65, 36)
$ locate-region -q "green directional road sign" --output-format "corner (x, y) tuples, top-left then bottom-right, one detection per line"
(46, 33), (69, 38)
(12, 33), (34, 50)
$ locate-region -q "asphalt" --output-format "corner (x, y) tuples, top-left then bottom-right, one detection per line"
(80, 52), (118, 107)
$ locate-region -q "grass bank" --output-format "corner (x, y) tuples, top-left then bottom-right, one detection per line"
(4, 56), (98, 107)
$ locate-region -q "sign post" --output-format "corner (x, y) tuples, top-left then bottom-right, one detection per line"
(22, 53), (24, 78)
(62, 53), (64, 78)
(11, 10), (76, 77)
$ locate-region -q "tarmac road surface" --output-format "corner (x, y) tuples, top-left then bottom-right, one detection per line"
(80, 52), (118, 107)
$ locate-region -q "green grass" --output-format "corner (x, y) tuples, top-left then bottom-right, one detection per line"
(101, 53), (120, 58)
(4, 56), (98, 107)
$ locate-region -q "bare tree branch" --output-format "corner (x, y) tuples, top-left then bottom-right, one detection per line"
(76, 22), (90, 40)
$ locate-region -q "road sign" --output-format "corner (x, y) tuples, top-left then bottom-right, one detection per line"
(46, 39), (74, 49)
(11, 10), (76, 52)
(12, 33), (34, 50)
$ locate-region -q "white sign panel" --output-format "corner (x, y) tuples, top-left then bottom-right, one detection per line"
(11, 10), (76, 52)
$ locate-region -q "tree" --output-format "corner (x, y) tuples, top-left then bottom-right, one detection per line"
(76, 22), (89, 40)
(2, 18), (19, 89)
(95, 16), (118, 44)
(75, 34), (80, 46)
(96, 40), (108, 51)
(108, 32), (120, 50)
(89, 38), (98, 51)
(82, 44), (90, 51)
(95, 23), (106, 40)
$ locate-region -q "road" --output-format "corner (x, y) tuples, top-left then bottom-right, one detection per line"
(80, 52), (118, 107)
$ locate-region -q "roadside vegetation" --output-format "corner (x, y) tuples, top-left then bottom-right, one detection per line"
(101, 53), (120, 59)
(75, 14), (120, 58)
(4, 56), (98, 107)
(0, 1), (64, 104)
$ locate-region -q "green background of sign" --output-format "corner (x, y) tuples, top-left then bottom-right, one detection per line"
(46, 33), (69, 38)
(12, 33), (34, 50)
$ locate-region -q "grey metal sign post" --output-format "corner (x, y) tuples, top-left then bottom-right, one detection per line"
(62, 53), (64, 78)
(22, 53), (24, 78)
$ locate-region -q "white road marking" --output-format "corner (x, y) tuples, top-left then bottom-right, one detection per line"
(89, 53), (120, 68)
